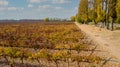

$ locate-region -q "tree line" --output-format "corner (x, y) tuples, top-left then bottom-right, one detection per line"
(71, 0), (120, 31)
(44, 17), (69, 22)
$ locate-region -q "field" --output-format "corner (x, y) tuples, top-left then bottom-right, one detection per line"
(0, 22), (118, 67)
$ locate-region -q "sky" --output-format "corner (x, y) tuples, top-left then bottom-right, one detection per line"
(0, 0), (80, 20)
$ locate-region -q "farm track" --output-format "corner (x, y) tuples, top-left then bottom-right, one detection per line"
(75, 22), (120, 62)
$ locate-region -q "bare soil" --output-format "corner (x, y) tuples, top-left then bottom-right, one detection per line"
(75, 22), (120, 66)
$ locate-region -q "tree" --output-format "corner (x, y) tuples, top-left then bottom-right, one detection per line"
(94, 0), (107, 28)
(77, 0), (119, 30)
(44, 17), (49, 22)
(76, 15), (83, 23)
(70, 16), (76, 22)
(78, 0), (89, 24)
(116, 0), (120, 23)
(88, 0), (98, 25)
(109, 0), (117, 30)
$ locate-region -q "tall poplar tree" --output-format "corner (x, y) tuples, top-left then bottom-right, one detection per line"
(109, 0), (117, 30)
(116, 0), (120, 23)
(77, 0), (118, 30)
(78, 0), (88, 24)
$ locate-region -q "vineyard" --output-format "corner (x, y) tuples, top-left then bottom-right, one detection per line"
(0, 22), (118, 67)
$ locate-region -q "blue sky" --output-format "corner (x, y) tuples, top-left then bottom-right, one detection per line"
(0, 0), (80, 20)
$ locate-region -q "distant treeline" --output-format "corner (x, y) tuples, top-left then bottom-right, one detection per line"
(0, 19), (71, 23)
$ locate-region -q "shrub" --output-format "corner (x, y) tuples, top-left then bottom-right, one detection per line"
(77, 16), (83, 24)
(70, 16), (76, 22)
(44, 17), (49, 22)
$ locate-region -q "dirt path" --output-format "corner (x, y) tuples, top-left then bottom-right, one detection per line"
(75, 22), (120, 61)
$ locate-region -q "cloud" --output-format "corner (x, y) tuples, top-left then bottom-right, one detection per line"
(38, 5), (63, 10)
(0, 0), (76, 19)
(0, 7), (23, 11)
(0, 0), (9, 6)
(39, 5), (52, 9)
(52, 0), (71, 4)
(28, 0), (71, 4)
(0, 7), (6, 11)
(55, 7), (63, 10)
(8, 7), (17, 10)
(29, 0), (47, 3)
(28, 4), (33, 8)
(0, 0), (18, 11)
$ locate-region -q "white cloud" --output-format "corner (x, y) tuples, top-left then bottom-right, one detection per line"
(0, 7), (6, 11)
(0, 7), (23, 11)
(20, 8), (24, 10)
(52, 0), (71, 4)
(0, 0), (9, 6)
(29, 0), (47, 3)
(0, 0), (76, 20)
(28, 4), (33, 8)
(28, 0), (71, 4)
(8, 7), (17, 10)
(0, 0), (17, 11)
(39, 5), (52, 9)
(55, 7), (63, 10)
(38, 5), (64, 13)
(38, 5), (64, 11)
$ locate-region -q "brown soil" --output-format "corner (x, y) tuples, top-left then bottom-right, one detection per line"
(75, 22), (120, 66)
